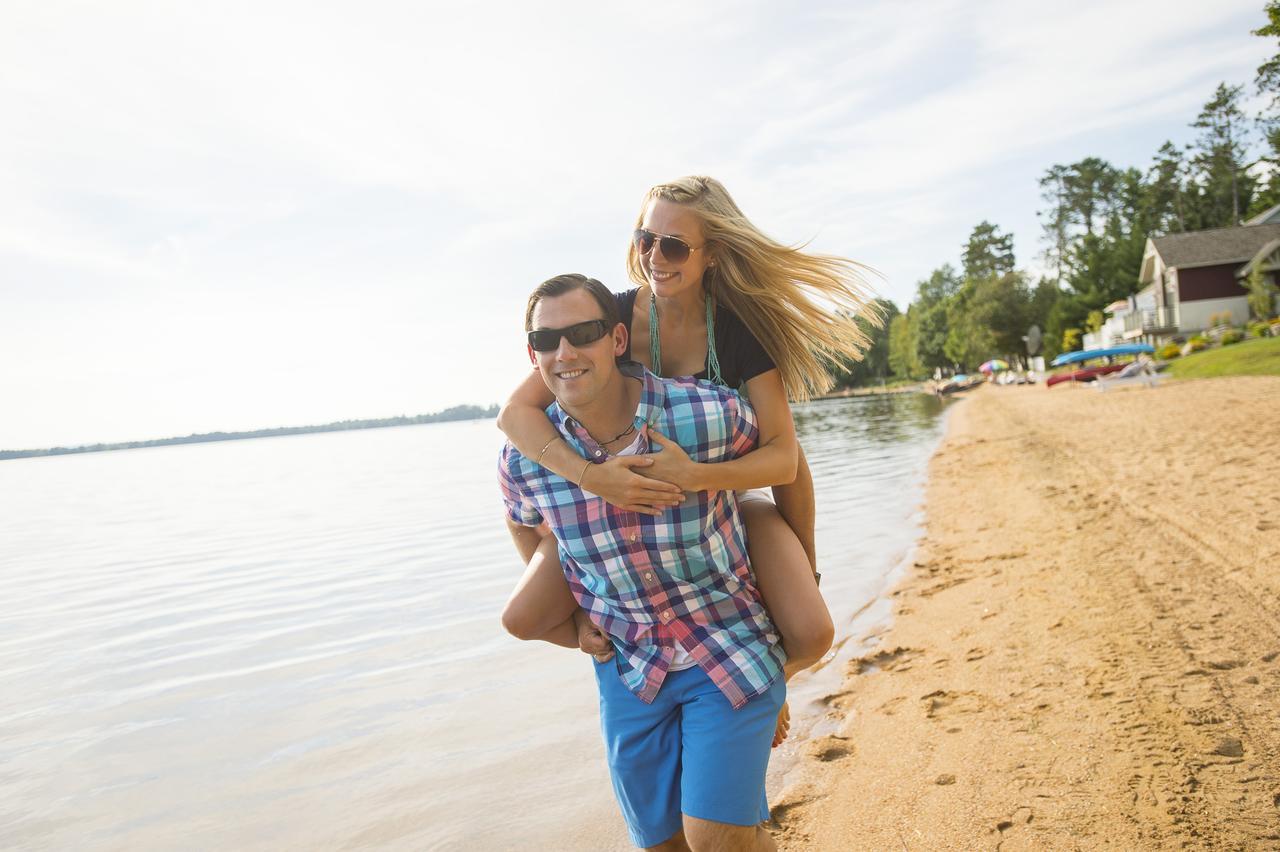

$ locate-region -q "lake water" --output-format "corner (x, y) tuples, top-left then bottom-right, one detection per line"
(0, 393), (951, 851)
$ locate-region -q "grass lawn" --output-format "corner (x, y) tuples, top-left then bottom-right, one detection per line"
(1165, 335), (1280, 379)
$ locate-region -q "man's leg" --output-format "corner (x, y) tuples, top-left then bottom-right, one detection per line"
(594, 658), (685, 848)
(645, 830), (691, 852)
(677, 670), (786, 852)
(683, 816), (774, 852)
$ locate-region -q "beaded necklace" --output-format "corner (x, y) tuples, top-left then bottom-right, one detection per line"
(648, 291), (725, 386)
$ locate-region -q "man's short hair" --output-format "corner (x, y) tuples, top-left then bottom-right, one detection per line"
(525, 274), (620, 332)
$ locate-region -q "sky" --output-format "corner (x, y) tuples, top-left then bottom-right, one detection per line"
(1, 0), (1271, 449)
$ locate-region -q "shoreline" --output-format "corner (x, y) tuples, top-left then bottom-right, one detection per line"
(772, 377), (1280, 848)
(818, 382), (926, 399)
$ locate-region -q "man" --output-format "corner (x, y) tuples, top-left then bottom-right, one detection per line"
(498, 274), (786, 852)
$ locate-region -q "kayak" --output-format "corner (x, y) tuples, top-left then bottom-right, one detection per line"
(1046, 364), (1125, 387)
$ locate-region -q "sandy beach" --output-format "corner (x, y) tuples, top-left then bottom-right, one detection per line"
(773, 376), (1280, 849)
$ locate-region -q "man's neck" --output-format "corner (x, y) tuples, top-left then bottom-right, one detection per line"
(561, 368), (642, 445)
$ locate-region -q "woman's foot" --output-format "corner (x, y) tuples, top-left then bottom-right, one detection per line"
(771, 701), (791, 748)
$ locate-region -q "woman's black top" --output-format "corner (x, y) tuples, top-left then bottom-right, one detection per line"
(614, 288), (777, 390)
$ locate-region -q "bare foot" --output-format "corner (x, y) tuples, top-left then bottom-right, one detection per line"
(772, 701), (791, 748)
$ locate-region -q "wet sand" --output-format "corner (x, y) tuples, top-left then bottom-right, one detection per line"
(773, 376), (1280, 849)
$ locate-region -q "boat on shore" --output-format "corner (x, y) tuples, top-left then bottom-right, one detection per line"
(1047, 344), (1155, 388)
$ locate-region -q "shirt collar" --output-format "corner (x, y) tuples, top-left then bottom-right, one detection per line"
(552, 360), (666, 457)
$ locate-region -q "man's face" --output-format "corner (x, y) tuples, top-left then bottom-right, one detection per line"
(528, 289), (627, 409)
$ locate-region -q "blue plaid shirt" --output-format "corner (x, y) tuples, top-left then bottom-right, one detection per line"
(498, 362), (785, 709)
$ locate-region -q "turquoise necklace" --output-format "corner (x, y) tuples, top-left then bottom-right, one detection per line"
(648, 290), (725, 386)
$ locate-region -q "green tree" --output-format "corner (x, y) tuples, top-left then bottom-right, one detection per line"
(830, 299), (899, 387)
(1252, 3), (1280, 215)
(962, 221), (1015, 281)
(1146, 142), (1188, 233)
(943, 279), (996, 370)
(1188, 83), (1254, 227)
(1245, 265), (1279, 320)
(968, 272), (1033, 358)
(1028, 280), (1061, 359)
(913, 264), (962, 369)
(1063, 157), (1120, 236)
(887, 312), (923, 379)
(1038, 164), (1073, 286)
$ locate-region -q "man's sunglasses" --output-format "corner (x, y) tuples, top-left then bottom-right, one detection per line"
(527, 319), (611, 352)
(632, 228), (704, 265)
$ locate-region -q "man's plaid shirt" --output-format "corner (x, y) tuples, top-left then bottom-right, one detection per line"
(498, 362), (785, 709)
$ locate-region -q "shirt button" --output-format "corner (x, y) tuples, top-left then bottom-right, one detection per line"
(661, 610), (672, 622)
(629, 534), (638, 543)
(644, 572), (654, 581)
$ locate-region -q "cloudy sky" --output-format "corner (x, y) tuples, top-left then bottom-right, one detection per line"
(1, 0), (1269, 448)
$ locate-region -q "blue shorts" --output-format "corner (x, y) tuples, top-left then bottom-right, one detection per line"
(593, 659), (786, 848)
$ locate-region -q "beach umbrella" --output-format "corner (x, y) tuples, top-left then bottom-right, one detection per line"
(978, 359), (1009, 373)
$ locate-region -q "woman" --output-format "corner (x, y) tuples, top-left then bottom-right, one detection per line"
(498, 176), (876, 745)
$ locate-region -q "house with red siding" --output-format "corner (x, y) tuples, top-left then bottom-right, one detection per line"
(1127, 211), (1280, 342)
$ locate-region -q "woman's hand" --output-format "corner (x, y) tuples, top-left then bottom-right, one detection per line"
(644, 429), (706, 492)
(580, 455), (685, 515)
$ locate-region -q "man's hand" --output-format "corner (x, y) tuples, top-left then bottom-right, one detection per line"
(573, 610), (614, 662)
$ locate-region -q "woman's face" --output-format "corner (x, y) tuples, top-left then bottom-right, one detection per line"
(637, 198), (714, 301)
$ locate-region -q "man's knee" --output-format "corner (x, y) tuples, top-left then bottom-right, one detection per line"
(682, 815), (775, 852)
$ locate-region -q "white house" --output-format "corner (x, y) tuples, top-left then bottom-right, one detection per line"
(1128, 215), (1280, 343)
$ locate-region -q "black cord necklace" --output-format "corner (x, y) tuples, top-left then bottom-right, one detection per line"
(587, 421), (637, 447)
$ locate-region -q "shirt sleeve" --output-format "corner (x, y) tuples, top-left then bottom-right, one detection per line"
(721, 390), (759, 460)
(715, 307), (776, 387)
(497, 444), (544, 527)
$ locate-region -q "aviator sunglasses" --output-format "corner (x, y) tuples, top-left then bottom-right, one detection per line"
(632, 228), (704, 265)
(527, 319), (610, 352)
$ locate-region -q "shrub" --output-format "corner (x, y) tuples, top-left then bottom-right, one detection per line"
(1157, 342), (1182, 360)
(1183, 336), (1209, 355)
(1220, 329), (1244, 345)
(1248, 322), (1269, 338)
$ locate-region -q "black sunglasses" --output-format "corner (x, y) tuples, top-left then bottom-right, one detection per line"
(633, 228), (704, 265)
(527, 319), (610, 352)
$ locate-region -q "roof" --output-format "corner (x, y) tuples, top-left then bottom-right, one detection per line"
(1237, 237), (1280, 277)
(1244, 202), (1280, 225)
(1151, 223), (1280, 269)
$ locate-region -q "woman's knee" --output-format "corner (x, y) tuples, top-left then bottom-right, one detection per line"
(500, 597), (544, 641)
(782, 608), (834, 662)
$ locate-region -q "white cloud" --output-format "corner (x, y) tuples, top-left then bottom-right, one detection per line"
(0, 0), (1270, 447)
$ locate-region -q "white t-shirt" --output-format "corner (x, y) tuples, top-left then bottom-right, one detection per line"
(615, 431), (697, 672)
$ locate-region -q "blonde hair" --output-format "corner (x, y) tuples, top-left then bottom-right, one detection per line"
(626, 176), (880, 401)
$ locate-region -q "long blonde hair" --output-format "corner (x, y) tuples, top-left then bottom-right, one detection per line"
(626, 175), (880, 401)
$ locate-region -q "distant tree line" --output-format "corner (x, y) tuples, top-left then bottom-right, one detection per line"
(831, 5), (1280, 385)
(0, 404), (499, 461)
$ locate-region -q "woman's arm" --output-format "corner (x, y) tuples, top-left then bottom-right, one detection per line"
(772, 446), (817, 573)
(645, 368), (799, 492)
(497, 368), (684, 514)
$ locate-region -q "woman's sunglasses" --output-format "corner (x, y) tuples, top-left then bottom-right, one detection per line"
(632, 228), (704, 265)
(527, 319), (610, 352)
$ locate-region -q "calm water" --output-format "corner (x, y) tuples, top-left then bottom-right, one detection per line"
(0, 393), (951, 851)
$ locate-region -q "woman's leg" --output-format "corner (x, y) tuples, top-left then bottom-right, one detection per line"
(501, 532), (580, 645)
(740, 493), (834, 673)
